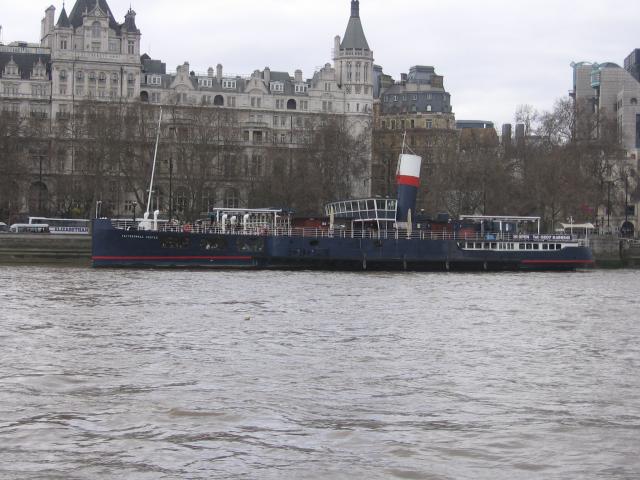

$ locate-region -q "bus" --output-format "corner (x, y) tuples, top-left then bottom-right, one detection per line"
(10, 223), (50, 233)
(28, 217), (90, 235)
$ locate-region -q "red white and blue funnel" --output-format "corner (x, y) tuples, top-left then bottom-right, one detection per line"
(396, 153), (422, 223)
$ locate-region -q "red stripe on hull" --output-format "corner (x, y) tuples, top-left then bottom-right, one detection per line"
(520, 259), (595, 265)
(92, 256), (253, 261)
(396, 175), (420, 187)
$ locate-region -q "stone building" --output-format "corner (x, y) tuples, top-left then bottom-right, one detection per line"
(0, 0), (374, 220)
(371, 65), (457, 213)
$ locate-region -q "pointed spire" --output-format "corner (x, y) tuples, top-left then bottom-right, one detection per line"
(56, 5), (71, 28)
(351, 0), (359, 18)
(341, 0), (370, 51)
(123, 6), (138, 32)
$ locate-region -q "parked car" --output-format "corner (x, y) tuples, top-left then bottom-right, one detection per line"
(0, 222), (9, 233)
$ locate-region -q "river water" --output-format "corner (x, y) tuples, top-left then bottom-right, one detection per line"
(0, 267), (639, 479)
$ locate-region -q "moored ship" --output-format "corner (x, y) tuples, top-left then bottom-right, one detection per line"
(92, 146), (594, 271)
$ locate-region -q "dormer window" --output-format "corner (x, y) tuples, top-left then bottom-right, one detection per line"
(294, 84), (307, 94)
(270, 82), (284, 92)
(31, 61), (46, 80)
(4, 60), (19, 78)
(198, 78), (213, 88)
(222, 79), (236, 89)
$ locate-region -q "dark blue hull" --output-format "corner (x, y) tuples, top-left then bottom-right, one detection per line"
(91, 220), (594, 271)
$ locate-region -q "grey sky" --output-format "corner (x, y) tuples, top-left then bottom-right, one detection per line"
(2, 0), (639, 128)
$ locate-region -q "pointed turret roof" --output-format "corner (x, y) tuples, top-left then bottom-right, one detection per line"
(122, 8), (139, 33)
(68, 0), (119, 30)
(340, 0), (370, 51)
(56, 6), (71, 28)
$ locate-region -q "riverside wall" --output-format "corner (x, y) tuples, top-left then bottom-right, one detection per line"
(0, 234), (91, 265)
(590, 236), (640, 268)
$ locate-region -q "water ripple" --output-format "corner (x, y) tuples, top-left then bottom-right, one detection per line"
(1, 267), (639, 479)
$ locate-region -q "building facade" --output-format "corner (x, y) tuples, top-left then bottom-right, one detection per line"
(571, 56), (640, 234)
(371, 65), (457, 212)
(0, 0), (374, 220)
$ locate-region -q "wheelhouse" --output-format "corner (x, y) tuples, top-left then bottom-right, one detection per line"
(325, 198), (398, 231)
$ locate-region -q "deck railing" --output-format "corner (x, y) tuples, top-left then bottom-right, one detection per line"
(111, 220), (586, 244)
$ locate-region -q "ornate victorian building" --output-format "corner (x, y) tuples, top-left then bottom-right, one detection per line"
(0, 0), (373, 220)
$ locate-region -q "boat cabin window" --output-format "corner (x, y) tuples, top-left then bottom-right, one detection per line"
(542, 244), (548, 250)
(200, 237), (228, 251)
(238, 238), (264, 252)
(160, 236), (190, 249)
(533, 244), (539, 250)
(519, 243), (525, 250)
(556, 244), (562, 250)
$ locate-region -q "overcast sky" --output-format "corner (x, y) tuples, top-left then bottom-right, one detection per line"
(2, 0), (639, 128)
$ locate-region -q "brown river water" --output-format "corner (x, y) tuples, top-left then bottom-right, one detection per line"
(1, 266), (639, 479)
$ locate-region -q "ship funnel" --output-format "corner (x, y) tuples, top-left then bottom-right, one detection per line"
(396, 153), (422, 223)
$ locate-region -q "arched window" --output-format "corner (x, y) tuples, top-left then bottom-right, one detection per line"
(287, 99), (297, 110)
(175, 187), (188, 214)
(59, 70), (67, 81)
(98, 72), (106, 83)
(201, 189), (215, 212)
(92, 21), (101, 38)
(0, 181), (19, 214)
(213, 95), (224, 106)
(224, 188), (240, 208)
(28, 182), (49, 215)
(76, 70), (84, 82)
(111, 72), (119, 84)
(140, 91), (149, 102)
(631, 98), (638, 105)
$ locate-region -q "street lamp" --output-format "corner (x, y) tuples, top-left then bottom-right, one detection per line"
(169, 156), (173, 222)
(132, 201), (137, 226)
(624, 173), (629, 223)
(606, 180), (612, 231)
(567, 216), (574, 236)
(38, 154), (43, 214)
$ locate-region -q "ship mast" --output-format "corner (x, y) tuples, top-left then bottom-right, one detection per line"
(145, 107), (163, 218)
